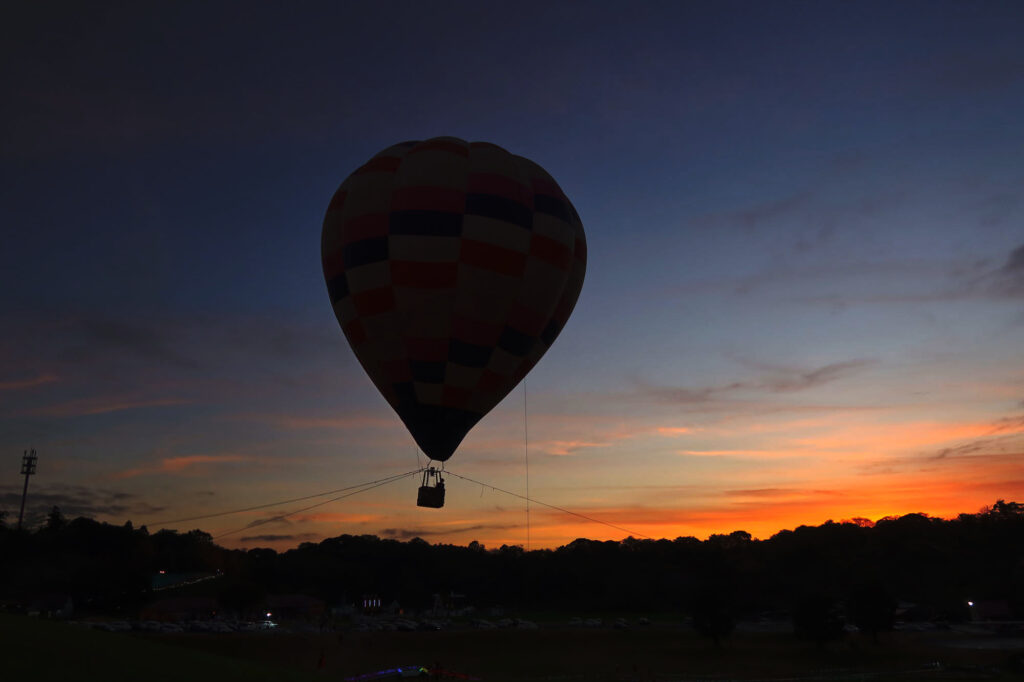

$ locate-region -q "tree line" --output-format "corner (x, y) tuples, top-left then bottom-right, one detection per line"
(1, 501), (1022, 632)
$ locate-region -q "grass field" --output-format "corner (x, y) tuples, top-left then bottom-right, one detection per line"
(4, 613), (1023, 681)
(0, 613), (318, 682)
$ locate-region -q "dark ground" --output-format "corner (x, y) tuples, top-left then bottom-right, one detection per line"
(5, 613), (1024, 681)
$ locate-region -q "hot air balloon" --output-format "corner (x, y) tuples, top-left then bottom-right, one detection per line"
(322, 137), (586, 507)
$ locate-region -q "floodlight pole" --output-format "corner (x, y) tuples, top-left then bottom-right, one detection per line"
(18, 448), (37, 530)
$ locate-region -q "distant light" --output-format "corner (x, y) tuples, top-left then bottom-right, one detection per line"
(266, 612), (272, 618)
(967, 601), (974, 607)
(159, 570), (166, 574)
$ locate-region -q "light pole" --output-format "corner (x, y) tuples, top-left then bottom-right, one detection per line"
(18, 448), (37, 530)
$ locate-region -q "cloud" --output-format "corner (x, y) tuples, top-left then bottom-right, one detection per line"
(0, 483), (164, 526)
(800, 243), (1024, 308)
(637, 357), (876, 406)
(244, 413), (397, 431)
(0, 374), (58, 391)
(379, 523), (521, 540)
(993, 244), (1024, 297)
(678, 449), (799, 458)
(239, 533), (319, 543)
(66, 316), (199, 369)
(698, 192), (813, 232)
(737, 358), (878, 393)
(656, 426), (696, 436)
(115, 453), (257, 479)
(724, 488), (839, 498)
(18, 396), (190, 418)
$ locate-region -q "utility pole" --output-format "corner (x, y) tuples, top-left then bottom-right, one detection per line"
(18, 448), (37, 530)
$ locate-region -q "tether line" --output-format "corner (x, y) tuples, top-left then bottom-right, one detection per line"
(445, 469), (650, 539)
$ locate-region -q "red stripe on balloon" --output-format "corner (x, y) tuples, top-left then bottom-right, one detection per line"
(322, 250), (345, 279)
(507, 303), (546, 337)
(407, 337), (449, 362)
(477, 370), (506, 393)
(529, 234), (573, 271)
(391, 261), (459, 288)
(342, 319), (366, 346)
(352, 287), (396, 316)
(442, 385), (472, 408)
(356, 156), (402, 174)
(382, 359), (413, 383)
(460, 239), (527, 277)
(341, 213), (390, 245)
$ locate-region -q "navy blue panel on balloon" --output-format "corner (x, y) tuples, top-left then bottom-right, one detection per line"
(410, 361), (446, 383)
(448, 339), (493, 368)
(466, 194), (532, 230)
(343, 237), (389, 269)
(534, 194), (572, 223)
(498, 326), (534, 357)
(326, 274), (349, 303)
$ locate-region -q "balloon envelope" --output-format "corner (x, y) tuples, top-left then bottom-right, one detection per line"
(322, 137), (586, 462)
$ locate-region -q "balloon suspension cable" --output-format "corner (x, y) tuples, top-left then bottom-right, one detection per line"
(444, 469), (650, 540)
(146, 468), (424, 529)
(524, 379), (530, 552)
(211, 469), (421, 540)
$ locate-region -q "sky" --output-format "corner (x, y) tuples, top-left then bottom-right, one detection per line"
(2, 0), (1023, 551)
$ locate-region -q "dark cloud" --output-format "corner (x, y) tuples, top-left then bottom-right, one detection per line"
(993, 244), (1024, 296)
(930, 441), (987, 460)
(379, 523), (520, 540)
(744, 358), (878, 393)
(0, 483), (164, 527)
(638, 358), (876, 406)
(724, 488), (839, 498)
(68, 316), (199, 369)
(801, 243), (1024, 308)
(239, 533), (318, 543)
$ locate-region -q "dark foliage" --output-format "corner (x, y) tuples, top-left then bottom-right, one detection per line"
(1, 500), (1022, 629)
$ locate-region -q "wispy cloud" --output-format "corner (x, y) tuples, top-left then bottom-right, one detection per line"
(0, 373), (58, 391)
(636, 357), (877, 406)
(239, 533), (319, 543)
(678, 449), (800, 458)
(379, 523), (521, 540)
(115, 454), (257, 479)
(656, 426), (696, 436)
(0, 484), (164, 526)
(242, 413), (397, 430)
(19, 396), (190, 418)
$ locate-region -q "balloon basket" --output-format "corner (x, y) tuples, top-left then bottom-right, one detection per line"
(417, 467), (446, 508)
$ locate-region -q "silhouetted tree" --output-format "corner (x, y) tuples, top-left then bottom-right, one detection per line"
(44, 506), (66, 531)
(690, 585), (736, 646)
(849, 579), (896, 642)
(793, 592), (846, 647)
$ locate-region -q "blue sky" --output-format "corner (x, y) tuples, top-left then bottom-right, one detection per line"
(2, 1), (1022, 548)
